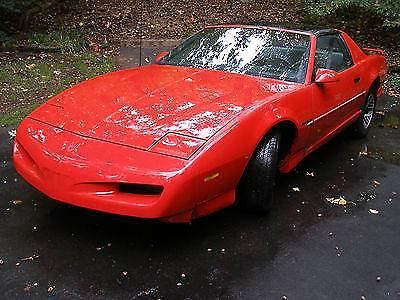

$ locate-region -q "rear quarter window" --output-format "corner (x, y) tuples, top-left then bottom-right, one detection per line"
(314, 34), (353, 73)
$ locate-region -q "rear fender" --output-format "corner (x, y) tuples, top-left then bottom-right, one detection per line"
(365, 56), (387, 96)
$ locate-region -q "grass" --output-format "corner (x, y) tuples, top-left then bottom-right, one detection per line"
(0, 105), (40, 126)
(0, 53), (115, 126)
(1, 29), (88, 53)
(28, 29), (88, 53)
(0, 30), (115, 126)
(390, 74), (400, 89)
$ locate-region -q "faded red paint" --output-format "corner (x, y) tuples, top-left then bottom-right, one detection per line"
(13, 26), (387, 222)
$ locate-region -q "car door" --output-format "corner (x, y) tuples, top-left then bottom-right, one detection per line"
(307, 33), (364, 150)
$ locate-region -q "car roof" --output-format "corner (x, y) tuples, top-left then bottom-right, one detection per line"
(205, 24), (339, 37)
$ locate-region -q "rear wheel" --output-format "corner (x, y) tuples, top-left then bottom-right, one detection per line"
(350, 92), (376, 138)
(238, 131), (281, 213)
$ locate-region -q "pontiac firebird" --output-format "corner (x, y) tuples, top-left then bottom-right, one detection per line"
(13, 25), (387, 222)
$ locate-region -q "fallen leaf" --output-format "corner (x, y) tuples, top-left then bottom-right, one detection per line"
(326, 196), (352, 206)
(338, 197), (347, 205)
(24, 282), (38, 291)
(369, 208), (379, 214)
(20, 254), (40, 262)
(25, 63), (36, 70)
(326, 197), (336, 204)
(137, 287), (159, 297)
(359, 145), (368, 156)
(7, 129), (16, 139)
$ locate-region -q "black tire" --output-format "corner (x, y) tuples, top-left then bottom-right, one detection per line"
(238, 131), (281, 213)
(350, 91), (377, 138)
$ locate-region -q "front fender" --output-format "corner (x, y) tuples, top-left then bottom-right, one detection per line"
(186, 91), (306, 209)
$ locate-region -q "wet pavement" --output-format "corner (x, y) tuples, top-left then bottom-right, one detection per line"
(116, 40), (178, 69)
(1, 49), (400, 298)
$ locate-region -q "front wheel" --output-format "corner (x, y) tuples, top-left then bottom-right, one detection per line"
(238, 131), (281, 213)
(350, 92), (376, 138)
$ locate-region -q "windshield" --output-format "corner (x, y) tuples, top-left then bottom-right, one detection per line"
(159, 27), (311, 83)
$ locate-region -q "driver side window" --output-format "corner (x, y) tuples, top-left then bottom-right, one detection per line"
(314, 34), (353, 73)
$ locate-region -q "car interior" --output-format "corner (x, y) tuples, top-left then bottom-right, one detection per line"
(246, 45), (309, 83)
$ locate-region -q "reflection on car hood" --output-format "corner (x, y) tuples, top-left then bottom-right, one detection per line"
(29, 64), (300, 150)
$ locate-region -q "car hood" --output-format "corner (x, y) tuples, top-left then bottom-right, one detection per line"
(29, 64), (299, 150)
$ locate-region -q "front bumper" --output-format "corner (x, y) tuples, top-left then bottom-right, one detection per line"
(13, 118), (202, 220)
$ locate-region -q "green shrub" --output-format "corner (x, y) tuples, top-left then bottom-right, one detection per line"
(0, 31), (15, 48)
(304, 0), (400, 28)
(28, 29), (88, 53)
(0, 0), (37, 13)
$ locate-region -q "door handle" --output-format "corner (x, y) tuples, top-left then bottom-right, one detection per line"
(354, 77), (361, 84)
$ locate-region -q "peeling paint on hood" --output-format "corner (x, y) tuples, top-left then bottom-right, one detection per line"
(29, 64), (299, 150)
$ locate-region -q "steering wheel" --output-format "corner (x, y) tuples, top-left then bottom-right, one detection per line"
(262, 57), (291, 69)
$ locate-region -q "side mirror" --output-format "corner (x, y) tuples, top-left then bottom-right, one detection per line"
(154, 51), (169, 63)
(315, 68), (339, 84)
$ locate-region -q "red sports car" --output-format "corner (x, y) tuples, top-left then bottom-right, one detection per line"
(13, 25), (387, 222)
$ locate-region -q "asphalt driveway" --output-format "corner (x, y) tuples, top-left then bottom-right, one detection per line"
(0, 95), (399, 299)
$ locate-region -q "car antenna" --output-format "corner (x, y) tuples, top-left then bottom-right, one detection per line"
(138, 3), (143, 67)
(139, 27), (142, 67)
